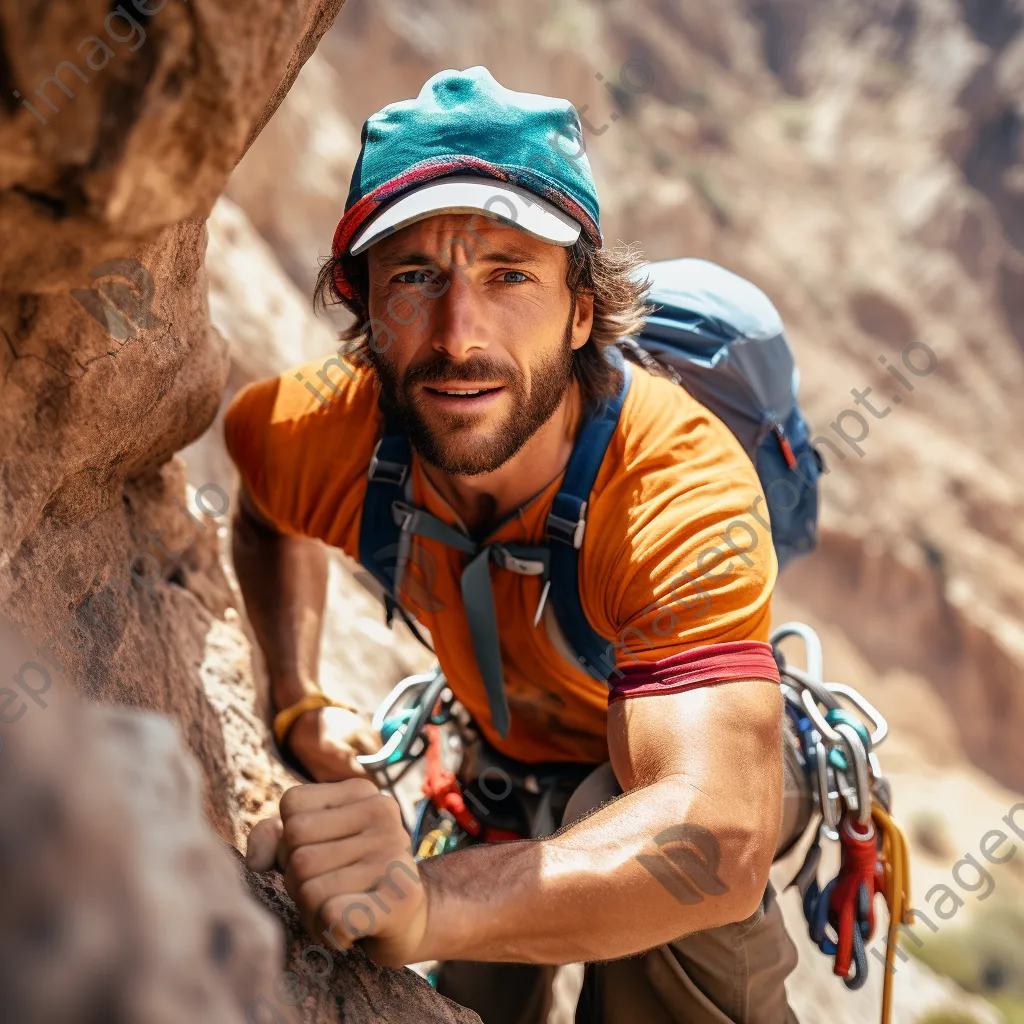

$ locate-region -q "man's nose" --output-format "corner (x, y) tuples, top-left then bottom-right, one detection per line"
(429, 271), (488, 361)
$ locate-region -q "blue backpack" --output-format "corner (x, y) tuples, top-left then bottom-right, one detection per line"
(358, 258), (821, 737)
(622, 257), (821, 569)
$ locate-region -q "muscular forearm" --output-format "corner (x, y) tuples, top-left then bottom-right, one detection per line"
(256, 681), (785, 967)
(414, 774), (772, 965)
(231, 493), (329, 710)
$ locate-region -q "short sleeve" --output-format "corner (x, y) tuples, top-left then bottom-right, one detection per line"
(579, 369), (779, 682)
(224, 376), (279, 527)
(223, 356), (381, 556)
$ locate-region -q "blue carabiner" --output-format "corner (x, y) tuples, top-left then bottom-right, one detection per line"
(843, 880), (871, 990)
(806, 877), (838, 956)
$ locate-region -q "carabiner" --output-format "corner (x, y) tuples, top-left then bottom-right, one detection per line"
(802, 687), (843, 746)
(826, 682), (888, 747)
(358, 666), (449, 769)
(834, 723), (873, 827)
(814, 738), (842, 832)
(771, 622), (825, 682)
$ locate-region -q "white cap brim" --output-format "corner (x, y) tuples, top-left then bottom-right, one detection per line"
(348, 175), (582, 255)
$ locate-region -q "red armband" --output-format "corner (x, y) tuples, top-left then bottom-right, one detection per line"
(608, 640), (780, 704)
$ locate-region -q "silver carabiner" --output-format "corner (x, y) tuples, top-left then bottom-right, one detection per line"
(834, 722), (873, 827)
(771, 622), (825, 682)
(801, 687), (843, 745)
(826, 682), (888, 747)
(784, 663), (839, 713)
(367, 670), (433, 733)
(814, 738), (842, 833)
(357, 666), (449, 770)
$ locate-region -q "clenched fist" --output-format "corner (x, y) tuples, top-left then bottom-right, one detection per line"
(246, 780), (430, 966)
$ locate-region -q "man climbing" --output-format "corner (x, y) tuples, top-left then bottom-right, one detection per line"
(231, 66), (802, 1023)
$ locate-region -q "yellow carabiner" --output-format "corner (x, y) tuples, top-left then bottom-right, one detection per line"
(417, 825), (452, 859)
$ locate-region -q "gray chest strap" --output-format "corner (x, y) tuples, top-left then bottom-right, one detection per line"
(392, 501), (549, 739)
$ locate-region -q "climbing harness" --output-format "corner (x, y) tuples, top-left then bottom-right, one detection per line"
(776, 622), (912, 1024)
(356, 664), (595, 854)
(357, 621), (911, 1022)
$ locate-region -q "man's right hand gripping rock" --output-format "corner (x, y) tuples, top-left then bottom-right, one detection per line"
(247, 780), (429, 966)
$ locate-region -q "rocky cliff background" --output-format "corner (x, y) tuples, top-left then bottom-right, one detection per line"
(2, 0), (1024, 1022)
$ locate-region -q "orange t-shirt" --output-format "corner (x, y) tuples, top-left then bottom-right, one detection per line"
(224, 356), (777, 764)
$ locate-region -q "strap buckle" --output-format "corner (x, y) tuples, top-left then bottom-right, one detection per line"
(391, 500), (418, 533)
(491, 547), (547, 576)
(369, 439), (409, 486)
(546, 500), (587, 549)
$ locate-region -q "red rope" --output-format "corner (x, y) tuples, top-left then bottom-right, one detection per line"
(829, 816), (880, 977)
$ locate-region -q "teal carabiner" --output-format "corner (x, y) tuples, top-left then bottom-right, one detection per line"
(380, 709), (417, 764)
(825, 709), (871, 772)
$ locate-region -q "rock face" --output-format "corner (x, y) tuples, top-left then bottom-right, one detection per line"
(0, 670), (295, 1024)
(0, 645), (476, 1024)
(4, 0), (1024, 1021)
(0, 2), (476, 1020)
(0, 0), (349, 842)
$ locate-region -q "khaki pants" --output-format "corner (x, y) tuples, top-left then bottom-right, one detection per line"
(435, 758), (804, 1024)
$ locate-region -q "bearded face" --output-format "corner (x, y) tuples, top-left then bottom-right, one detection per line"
(368, 302), (576, 476)
(363, 213), (588, 477)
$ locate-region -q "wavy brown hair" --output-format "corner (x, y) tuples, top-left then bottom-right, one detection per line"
(314, 235), (654, 408)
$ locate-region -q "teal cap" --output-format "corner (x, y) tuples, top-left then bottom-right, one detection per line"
(331, 66), (603, 303)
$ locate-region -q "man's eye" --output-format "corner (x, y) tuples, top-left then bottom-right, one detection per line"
(497, 270), (529, 284)
(394, 269), (434, 285)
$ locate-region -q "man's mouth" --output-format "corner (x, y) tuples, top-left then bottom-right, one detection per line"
(422, 384), (504, 402)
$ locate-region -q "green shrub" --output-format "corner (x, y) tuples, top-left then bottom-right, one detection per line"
(907, 901), (1024, 1023)
(915, 1010), (983, 1024)
(907, 809), (954, 859)
(685, 168), (733, 227)
(990, 994), (1024, 1024)
(776, 100), (809, 142)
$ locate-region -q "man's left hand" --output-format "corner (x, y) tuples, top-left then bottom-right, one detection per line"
(246, 780), (429, 966)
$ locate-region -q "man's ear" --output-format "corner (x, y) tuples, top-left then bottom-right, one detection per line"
(571, 290), (595, 352)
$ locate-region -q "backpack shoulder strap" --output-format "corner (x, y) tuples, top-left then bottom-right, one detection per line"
(546, 347), (632, 682)
(359, 423), (412, 599)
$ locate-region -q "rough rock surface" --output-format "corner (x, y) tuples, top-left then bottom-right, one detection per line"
(0, 651), (477, 1024)
(0, 2), (478, 1020)
(0, 657), (295, 1024)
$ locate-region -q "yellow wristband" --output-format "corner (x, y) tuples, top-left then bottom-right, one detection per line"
(272, 692), (359, 746)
